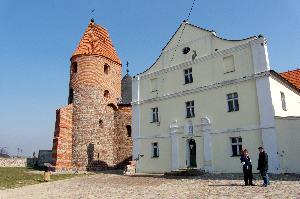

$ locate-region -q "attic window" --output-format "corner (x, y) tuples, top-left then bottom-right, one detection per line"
(104, 64), (110, 74)
(223, 55), (235, 73)
(182, 47), (190, 54)
(104, 90), (110, 98)
(72, 62), (78, 73)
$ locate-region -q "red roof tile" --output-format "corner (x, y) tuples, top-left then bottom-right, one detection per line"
(72, 20), (121, 65)
(280, 68), (300, 90)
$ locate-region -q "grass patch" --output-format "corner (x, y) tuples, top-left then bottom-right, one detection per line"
(0, 167), (85, 190)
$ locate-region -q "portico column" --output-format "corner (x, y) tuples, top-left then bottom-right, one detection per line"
(202, 117), (213, 172)
(170, 121), (179, 171)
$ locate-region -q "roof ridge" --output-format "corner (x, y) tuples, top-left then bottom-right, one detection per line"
(280, 68), (300, 74)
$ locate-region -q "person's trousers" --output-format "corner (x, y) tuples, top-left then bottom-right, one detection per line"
(260, 170), (269, 185)
(243, 170), (253, 185)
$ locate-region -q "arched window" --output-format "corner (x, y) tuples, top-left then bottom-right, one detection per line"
(99, 119), (103, 127)
(104, 64), (110, 74)
(126, 125), (131, 137)
(72, 62), (78, 73)
(68, 88), (74, 104)
(104, 90), (110, 98)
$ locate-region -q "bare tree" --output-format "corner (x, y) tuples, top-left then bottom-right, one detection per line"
(0, 147), (9, 158)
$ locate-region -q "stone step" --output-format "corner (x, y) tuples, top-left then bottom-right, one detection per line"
(164, 168), (205, 176)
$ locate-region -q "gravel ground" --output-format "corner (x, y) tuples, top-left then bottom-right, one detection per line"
(0, 171), (299, 199)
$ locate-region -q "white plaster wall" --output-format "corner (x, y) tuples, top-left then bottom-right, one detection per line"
(276, 117), (300, 173)
(255, 76), (280, 173)
(139, 45), (255, 102)
(269, 77), (300, 117)
(250, 38), (270, 74)
(133, 23), (270, 174)
(137, 138), (172, 173)
(137, 135), (205, 173)
(143, 22), (255, 78)
(138, 79), (260, 138)
(135, 79), (262, 173)
(211, 130), (262, 173)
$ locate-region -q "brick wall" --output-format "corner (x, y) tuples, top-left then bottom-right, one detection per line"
(115, 105), (133, 167)
(52, 104), (73, 170)
(71, 55), (122, 170)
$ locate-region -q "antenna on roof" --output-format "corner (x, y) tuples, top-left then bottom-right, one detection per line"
(169, 0), (197, 65)
(126, 61), (129, 74)
(186, 0), (196, 22)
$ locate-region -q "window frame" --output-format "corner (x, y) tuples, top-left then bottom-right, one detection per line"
(151, 107), (159, 123)
(186, 100), (195, 118)
(71, 62), (78, 74)
(223, 55), (235, 74)
(150, 78), (158, 92)
(230, 137), (242, 156)
(184, 68), (193, 84)
(104, 90), (110, 98)
(152, 142), (159, 158)
(280, 91), (287, 111)
(227, 92), (239, 112)
(126, 125), (132, 137)
(182, 47), (190, 54)
(104, 64), (110, 74)
(99, 119), (103, 128)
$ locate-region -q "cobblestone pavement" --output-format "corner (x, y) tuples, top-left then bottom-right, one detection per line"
(1, 171), (300, 199)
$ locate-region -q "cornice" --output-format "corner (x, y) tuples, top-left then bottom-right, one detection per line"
(132, 71), (271, 105)
(133, 125), (274, 140)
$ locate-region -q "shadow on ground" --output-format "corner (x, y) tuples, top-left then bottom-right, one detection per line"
(91, 169), (300, 181)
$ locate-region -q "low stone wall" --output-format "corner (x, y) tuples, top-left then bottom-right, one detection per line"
(0, 157), (44, 168)
(0, 157), (27, 167)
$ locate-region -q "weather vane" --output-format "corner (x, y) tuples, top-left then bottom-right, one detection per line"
(126, 61), (129, 74)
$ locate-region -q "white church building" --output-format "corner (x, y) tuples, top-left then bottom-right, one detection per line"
(132, 21), (300, 174)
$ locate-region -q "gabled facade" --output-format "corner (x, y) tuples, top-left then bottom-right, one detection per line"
(132, 21), (300, 173)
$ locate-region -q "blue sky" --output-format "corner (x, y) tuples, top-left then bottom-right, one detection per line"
(0, 0), (299, 157)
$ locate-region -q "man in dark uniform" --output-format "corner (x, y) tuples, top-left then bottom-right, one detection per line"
(240, 149), (254, 186)
(257, 146), (269, 187)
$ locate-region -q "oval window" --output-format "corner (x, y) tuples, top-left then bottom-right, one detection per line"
(182, 47), (190, 54)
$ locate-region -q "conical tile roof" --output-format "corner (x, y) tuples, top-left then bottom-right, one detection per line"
(72, 19), (121, 64)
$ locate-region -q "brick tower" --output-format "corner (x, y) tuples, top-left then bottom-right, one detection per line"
(52, 19), (132, 171)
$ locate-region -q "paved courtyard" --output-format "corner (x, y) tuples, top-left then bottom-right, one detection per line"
(0, 171), (299, 199)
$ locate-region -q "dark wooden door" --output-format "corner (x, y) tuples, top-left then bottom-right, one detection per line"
(189, 139), (197, 167)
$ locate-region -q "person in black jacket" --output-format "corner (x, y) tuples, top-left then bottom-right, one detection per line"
(240, 149), (254, 186)
(257, 147), (269, 187)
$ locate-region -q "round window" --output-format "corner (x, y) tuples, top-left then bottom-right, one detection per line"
(182, 47), (190, 54)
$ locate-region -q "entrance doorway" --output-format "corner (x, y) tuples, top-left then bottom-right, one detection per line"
(188, 139), (197, 168)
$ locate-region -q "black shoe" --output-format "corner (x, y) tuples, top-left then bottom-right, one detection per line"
(250, 184), (255, 186)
